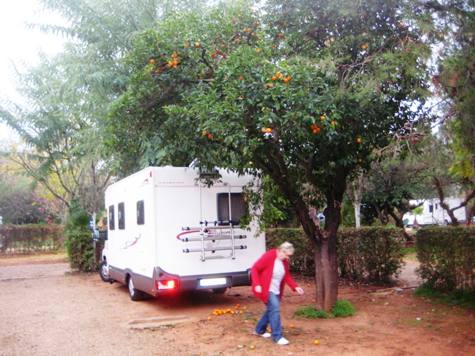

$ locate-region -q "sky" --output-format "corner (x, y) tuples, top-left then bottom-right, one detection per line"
(0, 0), (66, 144)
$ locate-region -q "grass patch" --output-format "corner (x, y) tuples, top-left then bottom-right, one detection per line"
(415, 285), (475, 310)
(401, 246), (416, 255)
(294, 300), (356, 319)
(295, 306), (332, 319)
(332, 299), (356, 317)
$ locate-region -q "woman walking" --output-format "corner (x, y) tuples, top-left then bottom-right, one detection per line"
(251, 242), (304, 345)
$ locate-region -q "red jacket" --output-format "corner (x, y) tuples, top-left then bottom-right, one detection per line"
(251, 249), (298, 303)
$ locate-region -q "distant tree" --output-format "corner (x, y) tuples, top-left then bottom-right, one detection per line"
(361, 137), (431, 230)
(0, 158), (56, 224)
(0, 0), (180, 211)
(422, 1), (475, 223)
(420, 132), (475, 225)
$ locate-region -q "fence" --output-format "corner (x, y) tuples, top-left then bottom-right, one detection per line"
(0, 224), (64, 254)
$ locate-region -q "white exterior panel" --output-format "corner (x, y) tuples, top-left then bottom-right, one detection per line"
(102, 166), (265, 295)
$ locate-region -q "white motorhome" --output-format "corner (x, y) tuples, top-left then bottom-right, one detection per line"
(99, 166), (265, 300)
(403, 197), (468, 226)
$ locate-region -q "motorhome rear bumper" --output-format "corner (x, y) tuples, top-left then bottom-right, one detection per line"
(154, 266), (251, 294)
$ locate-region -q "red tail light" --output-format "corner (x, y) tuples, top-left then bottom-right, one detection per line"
(157, 279), (177, 290)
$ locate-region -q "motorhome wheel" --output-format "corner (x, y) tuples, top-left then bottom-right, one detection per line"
(127, 276), (145, 301)
(99, 261), (111, 283)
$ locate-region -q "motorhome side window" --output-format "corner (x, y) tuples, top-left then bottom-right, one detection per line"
(108, 205), (115, 230)
(217, 193), (246, 225)
(118, 202), (125, 230)
(137, 200), (144, 225)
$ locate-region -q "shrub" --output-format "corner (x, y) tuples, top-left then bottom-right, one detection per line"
(266, 227), (405, 283)
(416, 227), (475, 292)
(337, 227), (405, 283)
(266, 228), (315, 276)
(64, 201), (96, 272)
(294, 300), (356, 319)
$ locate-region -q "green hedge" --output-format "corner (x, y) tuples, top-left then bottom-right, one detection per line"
(266, 227), (405, 284)
(416, 227), (475, 292)
(0, 224), (64, 254)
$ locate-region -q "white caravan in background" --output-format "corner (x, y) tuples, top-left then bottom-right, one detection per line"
(99, 166), (265, 301)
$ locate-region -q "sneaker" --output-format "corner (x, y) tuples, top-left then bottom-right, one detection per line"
(253, 331), (271, 338)
(277, 337), (289, 345)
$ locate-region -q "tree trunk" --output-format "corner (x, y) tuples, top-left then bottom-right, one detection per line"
(433, 177), (459, 225)
(314, 236), (338, 310)
(354, 202), (361, 228)
(312, 198), (342, 310)
(466, 204), (475, 226)
(352, 173), (364, 228)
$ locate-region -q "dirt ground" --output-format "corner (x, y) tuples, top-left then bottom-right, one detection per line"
(0, 256), (474, 356)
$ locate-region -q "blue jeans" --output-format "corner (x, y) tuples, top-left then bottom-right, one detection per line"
(255, 292), (282, 342)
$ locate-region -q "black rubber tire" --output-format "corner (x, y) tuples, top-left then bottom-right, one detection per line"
(212, 287), (227, 294)
(127, 276), (145, 301)
(99, 260), (112, 283)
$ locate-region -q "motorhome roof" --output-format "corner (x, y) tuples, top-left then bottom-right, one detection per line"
(105, 166), (255, 193)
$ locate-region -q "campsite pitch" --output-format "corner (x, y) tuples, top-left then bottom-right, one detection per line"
(0, 257), (474, 355)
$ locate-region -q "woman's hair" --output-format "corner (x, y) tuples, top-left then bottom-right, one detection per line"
(278, 241), (295, 255)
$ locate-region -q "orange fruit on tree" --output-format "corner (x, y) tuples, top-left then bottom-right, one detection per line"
(310, 123), (321, 134)
(361, 43), (369, 50)
(283, 75), (292, 83)
(331, 120), (337, 126)
(195, 41), (201, 48)
(239, 75), (244, 80)
(356, 136), (362, 144)
(148, 58), (156, 65)
(320, 114), (326, 121)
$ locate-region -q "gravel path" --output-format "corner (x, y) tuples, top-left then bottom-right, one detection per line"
(398, 259), (422, 287)
(0, 263), (70, 282)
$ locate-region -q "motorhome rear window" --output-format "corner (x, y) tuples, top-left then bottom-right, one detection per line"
(217, 193), (246, 225)
(108, 205), (115, 230)
(137, 200), (144, 225)
(118, 202), (125, 229)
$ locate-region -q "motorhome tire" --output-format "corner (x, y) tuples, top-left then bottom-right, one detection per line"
(212, 288), (227, 294)
(127, 276), (145, 301)
(99, 261), (111, 283)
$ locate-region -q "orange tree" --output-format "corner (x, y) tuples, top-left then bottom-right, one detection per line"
(109, 0), (430, 310)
